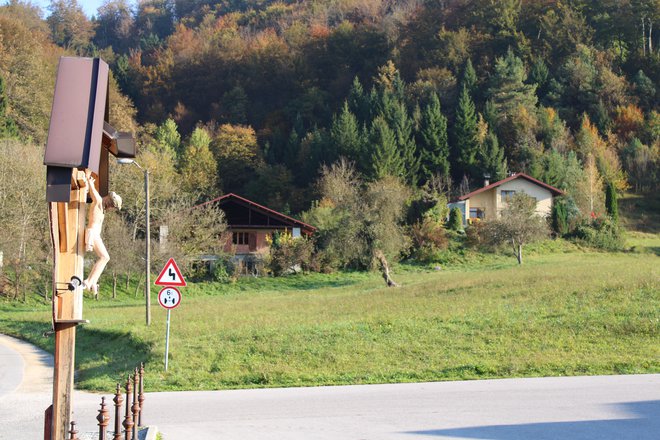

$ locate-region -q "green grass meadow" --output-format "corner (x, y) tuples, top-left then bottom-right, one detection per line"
(1, 240), (658, 392)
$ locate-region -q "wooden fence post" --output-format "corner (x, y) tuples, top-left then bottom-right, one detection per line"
(113, 384), (123, 440)
(132, 369), (140, 439)
(138, 363), (145, 427)
(67, 421), (79, 440)
(123, 376), (133, 440)
(97, 396), (110, 440)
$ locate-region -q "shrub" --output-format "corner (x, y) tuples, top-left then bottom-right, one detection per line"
(410, 218), (449, 262)
(571, 217), (625, 251)
(267, 232), (315, 276)
(212, 261), (233, 283)
(447, 207), (463, 231)
(465, 222), (486, 248)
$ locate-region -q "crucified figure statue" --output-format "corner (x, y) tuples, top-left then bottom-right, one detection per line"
(83, 171), (122, 296)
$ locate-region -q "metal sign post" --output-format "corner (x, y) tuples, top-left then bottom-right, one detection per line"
(165, 309), (171, 371)
(158, 286), (181, 371)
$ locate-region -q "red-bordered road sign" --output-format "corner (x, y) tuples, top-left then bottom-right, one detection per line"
(154, 257), (187, 287)
(158, 286), (182, 309)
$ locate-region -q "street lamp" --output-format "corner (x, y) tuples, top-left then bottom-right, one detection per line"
(117, 158), (151, 326)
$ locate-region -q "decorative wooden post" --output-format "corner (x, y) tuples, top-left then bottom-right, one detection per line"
(43, 56), (135, 440)
(131, 369), (140, 439)
(123, 376), (134, 440)
(138, 363), (145, 427)
(97, 397), (110, 440)
(113, 384), (123, 440)
(67, 421), (79, 440)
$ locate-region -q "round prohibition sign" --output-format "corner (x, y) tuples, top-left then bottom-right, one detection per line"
(158, 287), (182, 309)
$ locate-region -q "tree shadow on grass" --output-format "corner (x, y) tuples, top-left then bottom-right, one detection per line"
(0, 320), (153, 391)
(74, 326), (153, 388)
(406, 400), (660, 440)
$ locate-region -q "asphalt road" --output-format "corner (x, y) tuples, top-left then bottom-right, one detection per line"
(2, 334), (659, 440)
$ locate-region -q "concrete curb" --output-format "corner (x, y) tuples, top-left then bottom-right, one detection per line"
(142, 425), (159, 440)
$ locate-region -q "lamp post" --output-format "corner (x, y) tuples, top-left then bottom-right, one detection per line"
(117, 158), (151, 326)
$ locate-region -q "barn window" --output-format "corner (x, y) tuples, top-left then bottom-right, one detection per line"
(232, 232), (249, 245)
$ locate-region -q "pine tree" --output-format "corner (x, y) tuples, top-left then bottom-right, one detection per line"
(348, 76), (370, 123)
(477, 130), (507, 181)
(369, 117), (405, 180)
(453, 85), (480, 179)
(461, 59), (477, 95)
(382, 97), (419, 185)
(331, 101), (363, 163)
(487, 48), (538, 124)
(419, 92), (450, 181)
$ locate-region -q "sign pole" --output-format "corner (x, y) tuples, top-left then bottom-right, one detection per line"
(164, 309), (171, 371)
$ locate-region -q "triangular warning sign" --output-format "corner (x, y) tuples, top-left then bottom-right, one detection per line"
(155, 258), (187, 287)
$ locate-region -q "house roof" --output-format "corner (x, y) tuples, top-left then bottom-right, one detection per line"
(197, 193), (317, 234)
(457, 173), (565, 201)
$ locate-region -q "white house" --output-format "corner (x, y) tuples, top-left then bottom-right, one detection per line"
(448, 173), (564, 225)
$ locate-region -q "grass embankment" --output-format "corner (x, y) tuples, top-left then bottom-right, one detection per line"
(1, 241), (658, 392)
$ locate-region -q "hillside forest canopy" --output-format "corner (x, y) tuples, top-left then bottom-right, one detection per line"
(0, 0), (658, 298)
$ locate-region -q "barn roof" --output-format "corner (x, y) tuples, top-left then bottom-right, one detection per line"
(197, 193), (316, 235)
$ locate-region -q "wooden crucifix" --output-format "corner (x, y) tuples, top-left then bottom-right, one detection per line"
(43, 57), (136, 440)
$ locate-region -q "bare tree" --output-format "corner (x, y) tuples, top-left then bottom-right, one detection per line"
(0, 140), (49, 301)
(156, 197), (228, 275)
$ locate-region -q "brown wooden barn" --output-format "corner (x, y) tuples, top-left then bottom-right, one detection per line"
(198, 194), (316, 271)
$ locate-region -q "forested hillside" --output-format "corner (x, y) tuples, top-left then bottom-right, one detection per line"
(2, 0), (659, 207)
(0, 0), (658, 296)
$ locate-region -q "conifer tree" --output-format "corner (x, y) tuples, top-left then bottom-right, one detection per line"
(348, 76), (370, 123)
(448, 207), (463, 231)
(461, 59), (477, 95)
(605, 181), (618, 224)
(419, 92), (450, 181)
(369, 117), (405, 180)
(382, 97), (419, 185)
(453, 85), (480, 179)
(477, 130), (507, 181)
(488, 49), (538, 121)
(331, 102), (363, 163)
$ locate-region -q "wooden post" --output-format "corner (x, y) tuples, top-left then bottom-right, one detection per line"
(131, 369), (139, 439)
(50, 172), (88, 440)
(138, 363), (145, 427)
(97, 397), (110, 440)
(123, 376), (133, 440)
(44, 56), (136, 440)
(113, 384), (123, 440)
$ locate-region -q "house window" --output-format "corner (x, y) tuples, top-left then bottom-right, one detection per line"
(232, 232), (249, 245)
(469, 208), (484, 220)
(501, 190), (516, 202)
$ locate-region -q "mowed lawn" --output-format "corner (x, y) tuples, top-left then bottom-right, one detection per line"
(1, 246), (658, 392)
